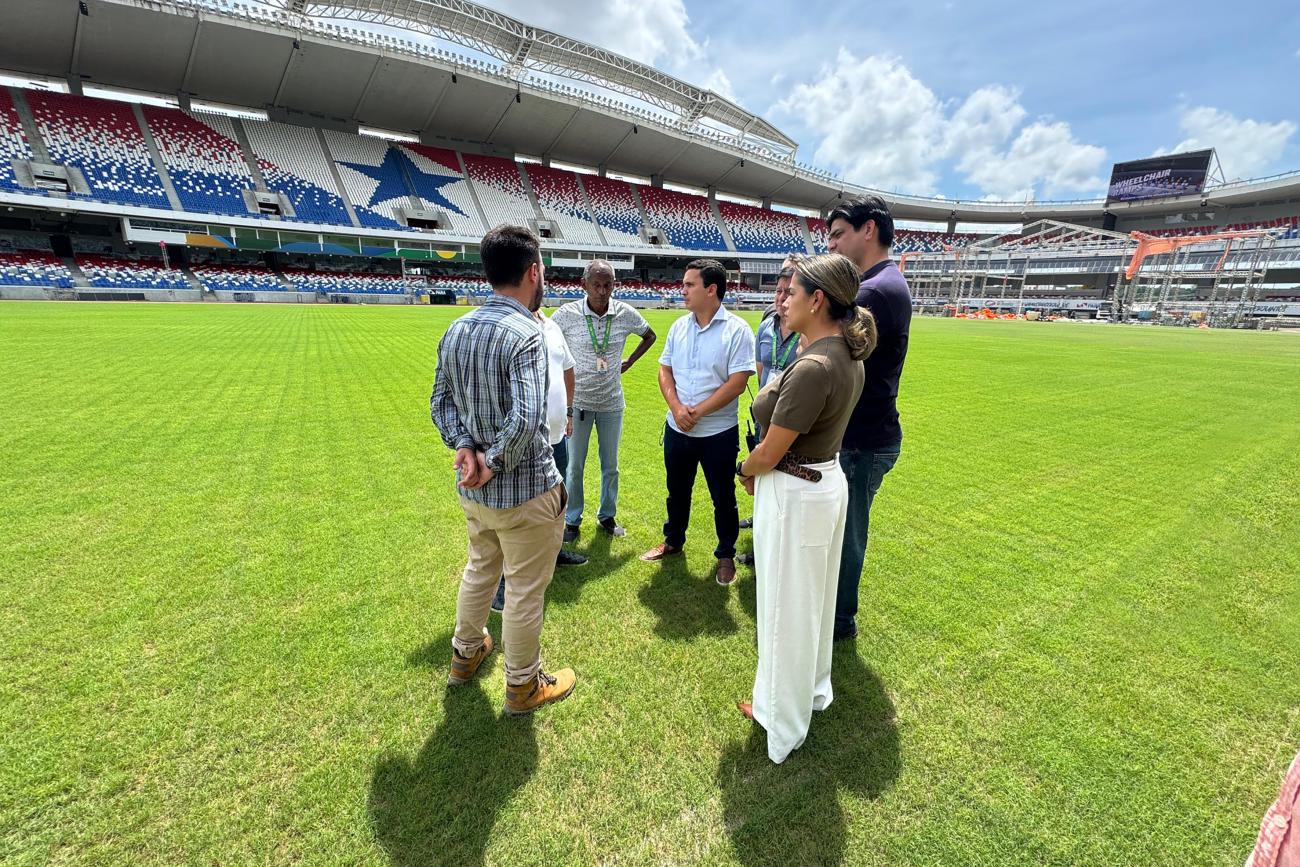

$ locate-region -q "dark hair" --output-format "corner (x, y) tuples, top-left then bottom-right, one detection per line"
(776, 252), (804, 281)
(481, 224), (540, 288)
(826, 195), (894, 249)
(685, 258), (728, 301)
(793, 253), (878, 361)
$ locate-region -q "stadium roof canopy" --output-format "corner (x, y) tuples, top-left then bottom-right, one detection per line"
(4, 0), (1300, 225)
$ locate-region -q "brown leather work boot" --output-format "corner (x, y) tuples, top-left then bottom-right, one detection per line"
(447, 633), (493, 686)
(503, 668), (577, 716)
(639, 542), (683, 562)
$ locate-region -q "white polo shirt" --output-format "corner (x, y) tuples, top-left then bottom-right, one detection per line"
(658, 305), (755, 438)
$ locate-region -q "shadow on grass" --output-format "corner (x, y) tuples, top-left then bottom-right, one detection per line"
(548, 530), (632, 606)
(734, 522), (758, 623)
(716, 645), (899, 866)
(637, 556), (739, 640)
(370, 649), (537, 866)
(737, 561), (757, 624)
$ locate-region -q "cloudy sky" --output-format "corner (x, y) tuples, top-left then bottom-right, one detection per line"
(480, 0), (1300, 202)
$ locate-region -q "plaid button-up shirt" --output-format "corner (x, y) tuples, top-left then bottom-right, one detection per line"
(430, 294), (561, 509)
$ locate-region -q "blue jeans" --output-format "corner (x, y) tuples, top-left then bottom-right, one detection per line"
(565, 409), (622, 526)
(835, 442), (901, 636)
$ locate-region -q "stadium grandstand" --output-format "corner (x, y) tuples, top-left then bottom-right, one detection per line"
(0, 0), (1297, 325)
(3, 7), (1299, 863)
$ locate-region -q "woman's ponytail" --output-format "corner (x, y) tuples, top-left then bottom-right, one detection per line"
(842, 306), (877, 361)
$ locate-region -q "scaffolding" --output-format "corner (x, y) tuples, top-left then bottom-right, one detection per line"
(1116, 229), (1277, 326)
(898, 250), (952, 313)
(900, 221), (1131, 317)
(948, 247), (1030, 314)
(898, 220), (1283, 328)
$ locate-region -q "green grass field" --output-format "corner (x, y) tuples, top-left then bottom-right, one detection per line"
(2, 301), (1298, 866)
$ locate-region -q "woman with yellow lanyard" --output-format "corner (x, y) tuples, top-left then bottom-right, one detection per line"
(739, 258), (803, 539)
(754, 260), (803, 391)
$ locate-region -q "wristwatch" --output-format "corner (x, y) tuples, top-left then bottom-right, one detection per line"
(735, 460), (749, 480)
(566, 406), (574, 418)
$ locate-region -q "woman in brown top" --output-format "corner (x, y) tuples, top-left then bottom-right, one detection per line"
(735, 253), (876, 763)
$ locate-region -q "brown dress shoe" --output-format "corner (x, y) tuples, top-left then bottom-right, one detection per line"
(639, 542), (683, 562)
(715, 558), (737, 586)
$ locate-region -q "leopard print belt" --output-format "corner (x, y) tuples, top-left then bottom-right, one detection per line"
(773, 451), (831, 484)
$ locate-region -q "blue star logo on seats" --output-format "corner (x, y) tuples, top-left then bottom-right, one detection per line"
(339, 149), (467, 217)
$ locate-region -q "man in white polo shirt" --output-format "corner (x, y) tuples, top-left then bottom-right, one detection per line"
(640, 258), (755, 587)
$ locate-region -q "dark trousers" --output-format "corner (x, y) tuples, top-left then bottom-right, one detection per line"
(834, 442), (901, 635)
(551, 436), (569, 481)
(663, 424), (740, 559)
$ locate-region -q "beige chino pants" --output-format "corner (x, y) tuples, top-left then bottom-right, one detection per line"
(452, 485), (565, 687)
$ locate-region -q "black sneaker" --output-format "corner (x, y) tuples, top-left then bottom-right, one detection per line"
(563, 523), (580, 543)
(832, 623), (858, 643)
(556, 548), (588, 567)
(736, 552), (755, 566)
(597, 517), (626, 537)
(738, 517), (754, 530)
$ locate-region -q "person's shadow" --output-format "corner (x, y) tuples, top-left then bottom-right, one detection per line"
(368, 637), (538, 867)
(738, 562), (757, 624)
(637, 555), (740, 639)
(716, 645), (899, 866)
(549, 530), (632, 606)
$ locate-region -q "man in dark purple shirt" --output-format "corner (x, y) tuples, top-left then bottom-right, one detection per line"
(826, 195), (911, 641)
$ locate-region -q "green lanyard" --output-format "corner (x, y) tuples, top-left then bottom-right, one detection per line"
(771, 328), (798, 370)
(585, 315), (611, 354)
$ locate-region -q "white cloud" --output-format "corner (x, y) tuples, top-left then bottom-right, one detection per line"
(774, 50), (946, 194)
(773, 51), (1106, 200)
(964, 120), (1107, 201)
(481, 0), (733, 95)
(943, 86), (1026, 173)
(1172, 106), (1295, 180)
(699, 68), (737, 102)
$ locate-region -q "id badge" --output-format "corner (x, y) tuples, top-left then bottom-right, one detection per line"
(596, 356), (609, 372)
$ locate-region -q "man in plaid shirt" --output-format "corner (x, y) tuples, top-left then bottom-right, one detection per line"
(430, 225), (575, 716)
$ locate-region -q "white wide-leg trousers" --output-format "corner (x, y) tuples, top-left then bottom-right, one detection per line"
(751, 458), (848, 764)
